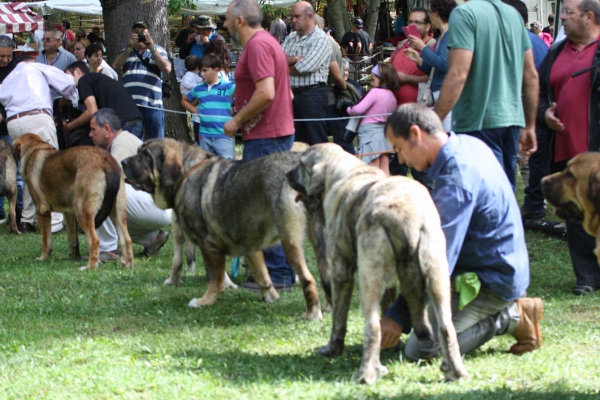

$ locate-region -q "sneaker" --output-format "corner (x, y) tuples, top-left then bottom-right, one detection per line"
(18, 221), (37, 233)
(0, 218), (6, 225)
(81, 250), (120, 263)
(572, 285), (598, 296)
(143, 230), (170, 256)
(523, 219), (567, 238)
(510, 298), (543, 355)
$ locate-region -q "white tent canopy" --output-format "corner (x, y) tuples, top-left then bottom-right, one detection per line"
(28, 1), (103, 16)
(181, 0), (297, 15)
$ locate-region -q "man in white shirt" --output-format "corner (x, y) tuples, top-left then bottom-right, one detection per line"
(89, 108), (172, 261)
(0, 56), (78, 233)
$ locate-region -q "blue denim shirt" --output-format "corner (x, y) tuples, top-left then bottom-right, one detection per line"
(418, 31), (449, 92)
(528, 30), (549, 70)
(427, 133), (530, 301)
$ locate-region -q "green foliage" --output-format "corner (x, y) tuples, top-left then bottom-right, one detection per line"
(0, 174), (599, 398)
(168, 0), (196, 15)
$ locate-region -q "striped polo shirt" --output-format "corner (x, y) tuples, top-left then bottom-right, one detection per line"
(186, 78), (235, 137)
(121, 45), (169, 108)
(281, 26), (331, 88)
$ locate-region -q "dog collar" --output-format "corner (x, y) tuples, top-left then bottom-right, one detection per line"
(174, 157), (211, 195)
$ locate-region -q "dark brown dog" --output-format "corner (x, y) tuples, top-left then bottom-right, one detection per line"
(0, 139), (19, 234)
(12, 134), (134, 270)
(542, 152), (600, 262)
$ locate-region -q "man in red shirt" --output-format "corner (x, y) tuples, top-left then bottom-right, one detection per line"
(538, 0), (600, 295)
(389, 8), (436, 105)
(223, 0), (297, 290)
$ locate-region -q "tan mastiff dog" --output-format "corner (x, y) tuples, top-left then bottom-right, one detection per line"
(286, 143), (468, 384)
(542, 152), (600, 262)
(12, 134), (134, 270)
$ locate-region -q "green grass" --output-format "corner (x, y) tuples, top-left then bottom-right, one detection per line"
(0, 177), (599, 399)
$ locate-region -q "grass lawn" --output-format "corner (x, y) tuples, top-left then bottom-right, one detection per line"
(1, 179), (599, 399)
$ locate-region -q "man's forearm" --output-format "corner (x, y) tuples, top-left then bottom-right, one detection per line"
(113, 47), (132, 71)
(67, 109), (93, 131)
(402, 73), (428, 87)
(152, 50), (171, 74)
(522, 60), (539, 129)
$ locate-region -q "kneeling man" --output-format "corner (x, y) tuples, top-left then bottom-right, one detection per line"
(383, 104), (542, 359)
(91, 109), (171, 261)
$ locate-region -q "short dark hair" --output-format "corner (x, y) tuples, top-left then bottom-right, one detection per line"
(429, 0), (458, 23)
(201, 53), (222, 69)
(385, 103), (444, 139)
(93, 108), (121, 132)
(184, 55), (200, 71)
(548, 14), (555, 24)
(502, 0), (528, 25)
(84, 43), (104, 59)
(63, 20), (71, 29)
(65, 61), (90, 75)
(410, 7), (431, 24)
(376, 62), (400, 92)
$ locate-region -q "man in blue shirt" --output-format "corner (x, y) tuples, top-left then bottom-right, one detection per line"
(382, 104), (542, 360)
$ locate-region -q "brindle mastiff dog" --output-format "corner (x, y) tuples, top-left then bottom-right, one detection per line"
(12, 134), (134, 270)
(121, 139), (329, 321)
(287, 143), (468, 384)
(0, 139), (19, 234)
(542, 152), (600, 262)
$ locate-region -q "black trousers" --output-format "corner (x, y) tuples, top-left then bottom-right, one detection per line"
(567, 220), (600, 288)
(522, 126), (552, 214)
(292, 86), (328, 145)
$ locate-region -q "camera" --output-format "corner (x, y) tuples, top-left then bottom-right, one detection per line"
(137, 34), (146, 43)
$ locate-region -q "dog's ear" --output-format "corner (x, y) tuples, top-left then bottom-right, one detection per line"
(161, 144), (184, 189)
(306, 162), (326, 196)
(11, 139), (21, 163)
(588, 170), (600, 214)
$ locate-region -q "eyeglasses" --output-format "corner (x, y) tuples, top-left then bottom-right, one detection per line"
(560, 8), (581, 16)
(407, 20), (427, 25)
(43, 37), (57, 42)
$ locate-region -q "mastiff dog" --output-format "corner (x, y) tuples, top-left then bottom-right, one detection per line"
(287, 143), (468, 384)
(0, 139), (20, 234)
(121, 139), (329, 321)
(542, 152), (600, 262)
(13, 134), (134, 270)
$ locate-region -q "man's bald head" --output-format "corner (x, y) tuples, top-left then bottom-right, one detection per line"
(291, 1), (315, 35)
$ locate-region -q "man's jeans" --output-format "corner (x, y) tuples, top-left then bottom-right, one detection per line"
(122, 118), (144, 140)
(292, 86), (328, 145)
(242, 134), (296, 285)
(138, 106), (165, 140)
(458, 126), (520, 190)
(200, 136), (235, 159)
(0, 134), (23, 219)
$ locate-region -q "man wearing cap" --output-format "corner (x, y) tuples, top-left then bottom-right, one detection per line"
(282, 1), (331, 145)
(340, 19), (372, 59)
(113, 21), (171, 140)
(178, 16), (226, 60)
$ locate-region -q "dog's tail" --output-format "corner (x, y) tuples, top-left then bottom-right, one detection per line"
(94, 164), (121, 228)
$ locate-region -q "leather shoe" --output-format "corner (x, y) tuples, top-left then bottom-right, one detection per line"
(18, 222), (37, 233)
(143, 230), (169, 256)
(510, 297), (543, 355)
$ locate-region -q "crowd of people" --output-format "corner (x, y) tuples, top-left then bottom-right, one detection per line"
(0, 0), (599, 367)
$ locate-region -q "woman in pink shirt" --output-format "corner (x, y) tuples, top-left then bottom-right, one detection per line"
(347, 63), (399, 174)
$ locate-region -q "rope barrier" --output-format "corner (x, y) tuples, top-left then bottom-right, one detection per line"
(137, 103), (393, 122)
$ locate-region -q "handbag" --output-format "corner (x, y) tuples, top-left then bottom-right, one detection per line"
(417, 68), (435, 107)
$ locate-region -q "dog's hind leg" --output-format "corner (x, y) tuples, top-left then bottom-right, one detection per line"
(7, 188), (20, 234)
(245, 251), (279, 303)
(185, 240), (196, 273)
(77, 205), (100, 271)
(165, 215), (185, 285)
(307, 211), (332, 313)
(65, 213), (80, 259)
(111, 183), (134, 269)
(400, 263), (433, 343)
(319, 259), (355, 358)
(281, 239), (322, 321)
(36, 211), (53, 261)
(188, 249), (226, 307)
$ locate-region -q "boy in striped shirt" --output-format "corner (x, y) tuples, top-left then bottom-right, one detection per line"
(181, 54), (236, 159)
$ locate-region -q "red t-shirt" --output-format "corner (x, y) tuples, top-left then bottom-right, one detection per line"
(234, 30), (294, 141)
(550, 39), (597, 162)
(390, 38), (433, 105)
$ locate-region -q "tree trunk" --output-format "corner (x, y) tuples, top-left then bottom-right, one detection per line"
(327, 0), (347, 42)
(341, 0), (352, 34)
(100, 0), (192, 143)
(365, 0), (381, 44)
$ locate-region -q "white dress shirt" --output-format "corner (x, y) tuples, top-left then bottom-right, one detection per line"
(0, 62), (78, 119)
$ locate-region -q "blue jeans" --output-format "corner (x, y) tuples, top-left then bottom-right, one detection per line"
(0, 134), (23, 220)
(292, 86), (329, 145)
(458, 127), (520, 190)
(243, 134), (295, 285)
(138, 106), (165, 140)
(200, 136), (235, 159)
(122, 118), (143, 139)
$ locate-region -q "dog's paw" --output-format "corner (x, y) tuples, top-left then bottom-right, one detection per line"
(354, 363), (388, 385)
(188, 296), (216, 308)
(79, 265), (93, 271)
(318, 341), (344, 358)
(302, 308), (323, 322)
(262, 287), (280, 303)
(187, 261), (196, 273)
(441, 361), (470, 381)
(164, 276), (183, 286)
(223, 273), (238, 290)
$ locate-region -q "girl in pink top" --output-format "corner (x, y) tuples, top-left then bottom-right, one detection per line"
(347, 63), (399, 175)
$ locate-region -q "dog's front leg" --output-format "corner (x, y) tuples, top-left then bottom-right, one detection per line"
(165, 216), (185, 285)
(594, 232), (600, 265)
(245, 251), (279, 303)
(65, 213), (80, 259)
(188, 249), (226, 307)
(36, 212), (53, 260)
(319, 260), (354, 358)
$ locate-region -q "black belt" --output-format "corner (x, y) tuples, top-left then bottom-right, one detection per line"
(292, 83), (326, 95)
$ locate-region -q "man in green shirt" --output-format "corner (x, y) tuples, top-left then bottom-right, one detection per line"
(434, 0), (539, 189)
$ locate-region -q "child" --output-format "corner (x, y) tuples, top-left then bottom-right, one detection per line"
(347, 63), (400, 175)
(180, 55), (202, 144)
(181, 54), (236, 159)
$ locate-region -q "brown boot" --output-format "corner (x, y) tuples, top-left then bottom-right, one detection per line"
(510, 297), (543, 355)
(380, 316), (403, 350)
